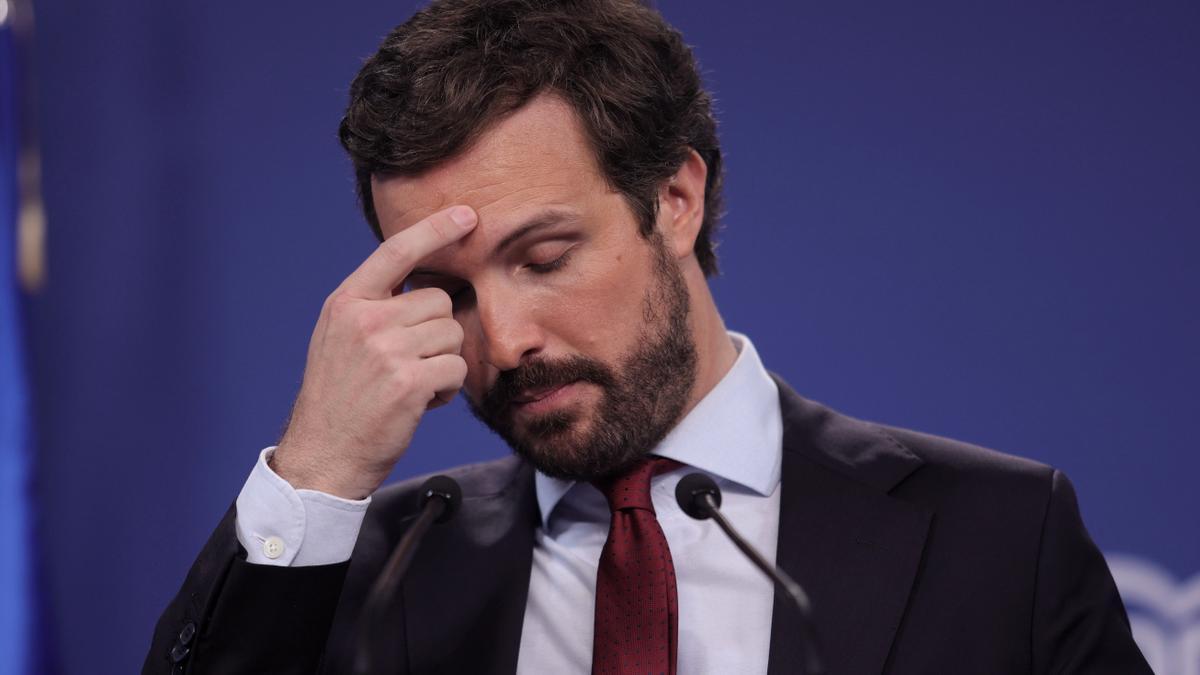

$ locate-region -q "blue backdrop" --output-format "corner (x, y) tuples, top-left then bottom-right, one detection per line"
(25, 1), (1199, 673)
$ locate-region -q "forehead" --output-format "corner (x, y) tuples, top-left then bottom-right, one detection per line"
(371, 95), (612, 240)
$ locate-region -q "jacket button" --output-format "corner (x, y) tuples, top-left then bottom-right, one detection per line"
(178, 622), (196, 645)
(170, 644), (190, 663)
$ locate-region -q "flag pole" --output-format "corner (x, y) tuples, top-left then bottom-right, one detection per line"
(7, 0), (45, 294)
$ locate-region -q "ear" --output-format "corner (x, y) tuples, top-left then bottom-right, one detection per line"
(657, 149), (708, 261)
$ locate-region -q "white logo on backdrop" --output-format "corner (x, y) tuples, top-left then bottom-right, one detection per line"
(1107, 553), (1200, 675)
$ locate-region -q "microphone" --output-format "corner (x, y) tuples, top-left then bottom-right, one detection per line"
(354, 475), (462, 675)
(675, 473), (825, 675)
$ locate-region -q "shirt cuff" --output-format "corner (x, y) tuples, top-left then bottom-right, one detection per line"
(234, 446), (371, 567)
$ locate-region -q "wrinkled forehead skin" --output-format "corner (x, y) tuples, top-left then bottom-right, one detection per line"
(370, 95), (630, 281)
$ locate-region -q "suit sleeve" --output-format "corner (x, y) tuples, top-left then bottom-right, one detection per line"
(142, 505), (350, 674)
(1030, 470), (1152, 674)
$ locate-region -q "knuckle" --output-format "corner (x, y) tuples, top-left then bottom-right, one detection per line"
(365, 331), (396, 359)
(428, 216), (452, 241)
(405, 287), (452, 316)
(380, 237), (414, 269)
(389, 367), (416, 395)
(418, 288), (453, 316)
(432, 288), (453, 315)
(350, 307), (382, 336)
(324, 290), (353, 316)
(446, 319), (465, 345)
(450, 356), (469, 382)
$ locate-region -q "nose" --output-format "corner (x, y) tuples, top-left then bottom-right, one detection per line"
(474, 285), (544, 371)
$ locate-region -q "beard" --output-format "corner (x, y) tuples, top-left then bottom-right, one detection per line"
(467, 235), (698, 482)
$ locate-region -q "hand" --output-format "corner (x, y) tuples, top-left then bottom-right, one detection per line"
(271, 206), (478, 500)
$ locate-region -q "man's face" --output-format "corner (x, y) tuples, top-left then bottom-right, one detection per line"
(372, 95), (697, 481)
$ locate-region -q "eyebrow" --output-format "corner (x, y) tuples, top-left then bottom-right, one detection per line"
(410, 208), (581, 278)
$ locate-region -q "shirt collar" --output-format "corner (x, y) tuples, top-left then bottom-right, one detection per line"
(533, 332), (783, 527)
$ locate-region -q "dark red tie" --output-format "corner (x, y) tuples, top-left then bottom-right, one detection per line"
(591, 457), (681, 675)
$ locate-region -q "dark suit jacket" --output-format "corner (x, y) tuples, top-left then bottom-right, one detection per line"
(145, 378), (1151, 674)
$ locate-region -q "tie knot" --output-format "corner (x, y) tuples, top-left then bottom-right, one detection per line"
(593, 456), (681, 513)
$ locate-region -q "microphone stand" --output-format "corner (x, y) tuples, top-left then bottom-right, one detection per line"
(354, 475), (461, 675)
(677, 473), (825, 675)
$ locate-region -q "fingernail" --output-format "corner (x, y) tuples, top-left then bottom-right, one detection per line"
(449, 206), (476, 228)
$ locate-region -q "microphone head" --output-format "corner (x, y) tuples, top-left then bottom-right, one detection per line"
(418, 475), (462, 524)
(675, 472), (722, 520)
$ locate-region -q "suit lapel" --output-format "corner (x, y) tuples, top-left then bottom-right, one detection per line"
(402, 459), (538, 674)
(767, 379), (932, 675)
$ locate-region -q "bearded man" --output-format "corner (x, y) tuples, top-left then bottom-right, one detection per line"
(145, 1), (1150, 673)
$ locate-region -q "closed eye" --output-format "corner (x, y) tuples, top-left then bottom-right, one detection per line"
(526, 247), (574, 274)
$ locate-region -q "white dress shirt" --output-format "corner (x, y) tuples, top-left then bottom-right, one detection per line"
(235, 332), (783, 673)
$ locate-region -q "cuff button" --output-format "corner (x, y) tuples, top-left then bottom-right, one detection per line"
(263, 536), (285, 559)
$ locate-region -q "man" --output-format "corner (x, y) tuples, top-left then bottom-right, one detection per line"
(145, 1), (1151, 673)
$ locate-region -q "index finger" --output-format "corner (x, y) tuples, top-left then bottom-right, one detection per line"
(339, 205), (477, 299)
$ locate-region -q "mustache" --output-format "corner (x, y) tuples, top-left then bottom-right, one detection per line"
(479, 356), (616, 419)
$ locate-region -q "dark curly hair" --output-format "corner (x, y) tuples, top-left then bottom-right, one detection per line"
(338, 0), (724, 276)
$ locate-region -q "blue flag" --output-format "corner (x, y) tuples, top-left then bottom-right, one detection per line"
(0, 13), (35, 675)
